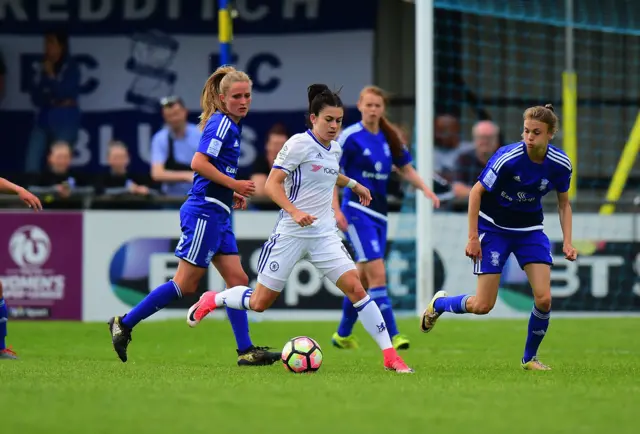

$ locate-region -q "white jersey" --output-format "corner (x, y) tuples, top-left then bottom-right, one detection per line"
(271, 130), (342, 238)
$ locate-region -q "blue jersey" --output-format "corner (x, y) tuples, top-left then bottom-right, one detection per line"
(339, 122), (412, 219)
(477, 141), (572, 233)
(183, 113), (242, 216)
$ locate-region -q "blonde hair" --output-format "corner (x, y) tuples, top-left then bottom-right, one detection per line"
(523, 104), (559, 135)
(198, 66), (252, 130)
(359, 85), (389, 105)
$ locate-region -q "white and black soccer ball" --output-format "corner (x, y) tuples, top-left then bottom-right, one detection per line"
(281, 336), (323, 373)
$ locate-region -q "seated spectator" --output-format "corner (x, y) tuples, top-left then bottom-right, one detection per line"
(250, 123), (289, 209)
(92, 141), (156, 210)
(28, 141), (88, 208)
(452, 120), (500, 199)
(96, 141), (152, 196)
(433, 114), (474, 180)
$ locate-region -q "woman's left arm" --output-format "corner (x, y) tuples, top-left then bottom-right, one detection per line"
(396, 164), (440, 208)
(557, 191), (577, 261)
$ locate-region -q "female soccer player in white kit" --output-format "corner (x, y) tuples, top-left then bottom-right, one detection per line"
(188, 84), (414, 373)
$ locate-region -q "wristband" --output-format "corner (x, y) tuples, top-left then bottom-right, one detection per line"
(346, 178), (358, 189)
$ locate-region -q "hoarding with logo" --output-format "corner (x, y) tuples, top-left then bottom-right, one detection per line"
(82, 210), (640, 321)
(0, 212), (83, 320)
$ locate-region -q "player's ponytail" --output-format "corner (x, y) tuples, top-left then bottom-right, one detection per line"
(379, 117), (408, 158)
(306, 83), (344, 128)
(199, 66), (252, 131)
(523, 103), (559, 136)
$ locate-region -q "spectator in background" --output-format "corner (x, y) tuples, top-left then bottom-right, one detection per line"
(28, 141), (85, 208)
(26, 30), (81, 173)
(96, 141), (151, 197)
(93, 141), (153, 210)
(452, 120), (500, 199)
(433, 114), (474, 180)
(150, 96), (200, 198)
(250, 123), (289, 206)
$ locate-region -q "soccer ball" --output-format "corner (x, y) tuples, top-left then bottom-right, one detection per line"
(281, 336), (323, 373)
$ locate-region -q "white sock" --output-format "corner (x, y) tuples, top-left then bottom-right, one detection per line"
(214, 286), (253, 310)
(354, 295), (392, 350)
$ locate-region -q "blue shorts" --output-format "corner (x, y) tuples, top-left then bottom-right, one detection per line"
(343, 205), (387, 262)
(174, 209), (238, 268)
(474, 230), (553, 275)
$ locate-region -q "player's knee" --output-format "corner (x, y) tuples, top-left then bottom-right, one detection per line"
(336, 270), (366, 302)
(345, 280), (367, 301)
(534, 293), (552, 312)
(352, 286), (367, 301)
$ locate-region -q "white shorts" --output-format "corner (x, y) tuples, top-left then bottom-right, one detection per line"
(256, 232), (357, 292)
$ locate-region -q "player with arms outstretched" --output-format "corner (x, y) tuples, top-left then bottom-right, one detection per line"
(0, 177), (42, 360)
(188, 84), (414, 373)
(331, 86), (440, 351)
(420, 104), (577, 370)
(108, 66), (280, 366)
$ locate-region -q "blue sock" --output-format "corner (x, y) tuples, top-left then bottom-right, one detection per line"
(121, 280), (182, 329)
(434, 294), (471, 314)
(0, 298), (7, 350)
(369, 286), (399, 338)
(337, 296), (359, 337)
(225, 307), (253, 352)
(522, 305), (550, 363)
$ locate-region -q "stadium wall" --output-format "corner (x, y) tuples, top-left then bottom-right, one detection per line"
(0, 211), (638, 322)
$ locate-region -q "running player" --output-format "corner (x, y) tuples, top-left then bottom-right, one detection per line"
(107, 66), (281, 366)
(420, 104), (578, 371)
(331, 86), (440, 351)
(188, 84), (414, 373)
(0, 176), (42, 360)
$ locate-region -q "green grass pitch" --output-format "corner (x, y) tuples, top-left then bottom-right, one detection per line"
(1, 318), (639, 434)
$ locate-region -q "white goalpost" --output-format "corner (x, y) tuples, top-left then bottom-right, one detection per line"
(414, 0), (435, 316)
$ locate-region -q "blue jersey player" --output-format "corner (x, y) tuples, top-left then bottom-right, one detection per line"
(108, 66), (280, 366)
(420, 104), (578, 370)
(0, 177), (42, 360)
(332, 86), (440, 351)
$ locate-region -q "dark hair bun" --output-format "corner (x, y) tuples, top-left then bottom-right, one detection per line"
(544, 104), (555, 113)
(307, 84), (330, 104)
